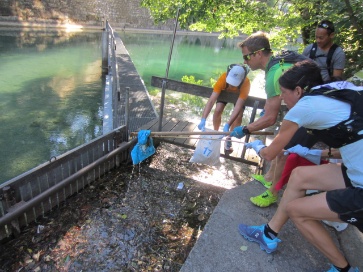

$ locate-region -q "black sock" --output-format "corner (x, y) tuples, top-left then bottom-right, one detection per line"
(333, 264), (351, 272)
(264, 224), (278, 239)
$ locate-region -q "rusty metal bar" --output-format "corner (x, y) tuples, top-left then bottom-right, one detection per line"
(0, 140), (135, 227)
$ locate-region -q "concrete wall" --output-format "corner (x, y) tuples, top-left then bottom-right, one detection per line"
(0, 0), (175, 30)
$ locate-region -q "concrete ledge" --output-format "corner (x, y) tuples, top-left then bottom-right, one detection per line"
(181, 181), (363, 272)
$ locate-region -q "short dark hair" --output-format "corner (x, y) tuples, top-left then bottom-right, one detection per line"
(279, 60), (323, 91)
(317, 20), (335, 35)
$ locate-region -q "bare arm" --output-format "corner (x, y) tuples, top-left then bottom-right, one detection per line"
(333, 69), (343, 79)
(259, 120), (299, 161)
(201, 92), (219, 119)
(226, 98), (245, 126)
(321, 148), (341, 160)
(245, 95), (281, 132)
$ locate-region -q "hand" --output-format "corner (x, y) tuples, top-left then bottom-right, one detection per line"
(223, 123), (230, 133)
(245, 140), (266, 155)
(198, 118), (206, 131)
(285, 144), (322, 165)
(230, 126), (244, 139)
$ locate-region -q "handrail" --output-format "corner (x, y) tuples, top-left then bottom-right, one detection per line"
(102, 21), (121, 133)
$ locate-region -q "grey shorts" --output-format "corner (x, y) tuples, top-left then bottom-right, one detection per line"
(326, 164), (363, 233)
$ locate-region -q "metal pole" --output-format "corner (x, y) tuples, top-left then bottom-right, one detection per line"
(125, 87), (130, 141)
(158, 8), (180, 131)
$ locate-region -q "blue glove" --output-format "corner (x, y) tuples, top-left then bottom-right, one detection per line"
(198, 118), (206, 131)
(284, 144), (322, 165)
(223, 123), (230, 133)
(230, 126), (245, 139)
(259, 109), (265, 117)
(245, 140), (266, 155)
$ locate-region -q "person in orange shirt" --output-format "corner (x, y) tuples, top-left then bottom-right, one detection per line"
(198, 64), (250, 151)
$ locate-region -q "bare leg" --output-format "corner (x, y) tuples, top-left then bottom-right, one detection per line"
(287, 193), (349, 268)
(230, 107), (244, 131)
(213, 102), (225, 131)
(268, 163), (348, 266)
(270, 151), (287, 195)
(263, 157), (276, 181)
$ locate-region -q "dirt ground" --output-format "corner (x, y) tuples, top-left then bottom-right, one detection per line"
(0, 142), (254, 272)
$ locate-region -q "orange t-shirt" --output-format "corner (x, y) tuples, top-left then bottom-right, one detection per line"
(213, 72), (250, 100)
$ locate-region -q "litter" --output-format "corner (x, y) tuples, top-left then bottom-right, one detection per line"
(189, 131), (224, 166)
(130, 129), (273, 165)
(131, 130), (156, 164)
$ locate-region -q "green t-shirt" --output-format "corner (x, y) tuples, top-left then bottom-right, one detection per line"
(265, 57), (293, 98)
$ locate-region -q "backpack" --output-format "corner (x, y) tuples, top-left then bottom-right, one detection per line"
(266, 50), (311, 72)
(309, 42), (339, 78)
(304, 82), (363, 147)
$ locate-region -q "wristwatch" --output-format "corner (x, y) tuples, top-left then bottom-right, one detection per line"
(242, 126), (250, 135)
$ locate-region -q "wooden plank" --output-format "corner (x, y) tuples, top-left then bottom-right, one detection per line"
(176, 122), (198, 146)
(151, 76), (267, 109)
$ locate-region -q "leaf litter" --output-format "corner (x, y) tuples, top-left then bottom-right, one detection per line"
(0, 142), (253, 271)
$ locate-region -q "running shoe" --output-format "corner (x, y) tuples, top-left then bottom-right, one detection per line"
(250, 190), (277, 207)
(251, 174), (272, 189)
(326, 265), (359, 272)
(238, 224), (281, 253)
(224, 136), (233, 151)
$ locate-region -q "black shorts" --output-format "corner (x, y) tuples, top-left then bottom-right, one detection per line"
(326, 164), (363, 233)
(284, 127), (318, 150)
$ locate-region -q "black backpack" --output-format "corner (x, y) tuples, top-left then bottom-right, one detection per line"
(304, 83), (363, 147)
(266, 50), (311, 72)
(309, 42), (339, 78)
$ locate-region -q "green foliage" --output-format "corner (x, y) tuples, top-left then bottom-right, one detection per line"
(148, 88), (160, 96)
(181, 75), (203, 85)
(141, 0), (363, 77)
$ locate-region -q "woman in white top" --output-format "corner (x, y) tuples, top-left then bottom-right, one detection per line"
(233, 60), (362, 272)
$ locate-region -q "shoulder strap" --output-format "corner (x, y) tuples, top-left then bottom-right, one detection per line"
(309, 43), (318, 59)
(326, 43), (339, 77)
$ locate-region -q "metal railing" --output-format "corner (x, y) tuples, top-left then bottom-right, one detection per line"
(0, 21), (133, 241)
(0, 126), (134, 240)
(102, 20), (123, 134)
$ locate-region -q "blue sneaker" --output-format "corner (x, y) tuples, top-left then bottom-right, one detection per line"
(326, 265), (359, 272)
(238, 224), (281, 253)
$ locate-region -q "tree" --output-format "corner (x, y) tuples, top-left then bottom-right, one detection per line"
(141, 0), (363, 78)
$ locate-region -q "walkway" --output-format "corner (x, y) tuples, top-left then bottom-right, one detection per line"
(114, 32), (158, 132)
(180, 181), (363, 272)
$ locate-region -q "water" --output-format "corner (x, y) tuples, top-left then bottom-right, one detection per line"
(118, 31), (265, 131)
(0, 29), (265, 184)
(0, 28), (104, 183)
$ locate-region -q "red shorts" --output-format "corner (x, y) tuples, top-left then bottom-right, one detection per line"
(275, 153), (329, 191)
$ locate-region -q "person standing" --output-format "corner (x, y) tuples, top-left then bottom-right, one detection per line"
(303, 19), (345, 82)
(198, 64), (250, 152)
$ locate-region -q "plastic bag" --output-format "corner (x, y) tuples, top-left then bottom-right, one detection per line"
(189, 132), (222, 166)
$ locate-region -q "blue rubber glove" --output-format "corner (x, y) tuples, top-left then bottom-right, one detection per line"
(284, 144), (322, 165)
(223, 123), (230, 133)
(259, 109), (265, 117)
(198, 118), (206, 131)
(230, 126), (245, 139)
(245, 140), (266, 155)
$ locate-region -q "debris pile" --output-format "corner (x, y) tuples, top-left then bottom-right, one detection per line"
(0, 142), (253, 271)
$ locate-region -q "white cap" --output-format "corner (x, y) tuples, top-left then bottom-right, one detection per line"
(226, 65), (246, 87)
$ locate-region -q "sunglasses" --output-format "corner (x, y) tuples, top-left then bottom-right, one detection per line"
(243, 48), (265, 61)
(318, 23), (334, 32)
